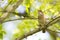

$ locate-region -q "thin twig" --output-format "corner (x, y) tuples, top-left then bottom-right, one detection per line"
(4, 0), (12, 10)
(47, 29), (60, 33)
(3, 18), (38, 23)
(0, 0), (12, 23)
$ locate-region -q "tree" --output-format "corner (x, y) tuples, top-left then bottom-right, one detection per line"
(0, 0), (60, 40)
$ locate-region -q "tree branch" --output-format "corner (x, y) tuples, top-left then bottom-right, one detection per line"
(0, 0), (23, 23)
(15, 27), (60, 40)
(45, 16), (60, 29)
(16, 27), (41, 40)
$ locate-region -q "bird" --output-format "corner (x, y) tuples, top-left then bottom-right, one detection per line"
(38, 10), (45, 33)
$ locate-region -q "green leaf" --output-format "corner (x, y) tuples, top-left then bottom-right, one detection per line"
(8, 0), (18, 4)
(0, 8), (3, 17)
(0, 24), (3, 39)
